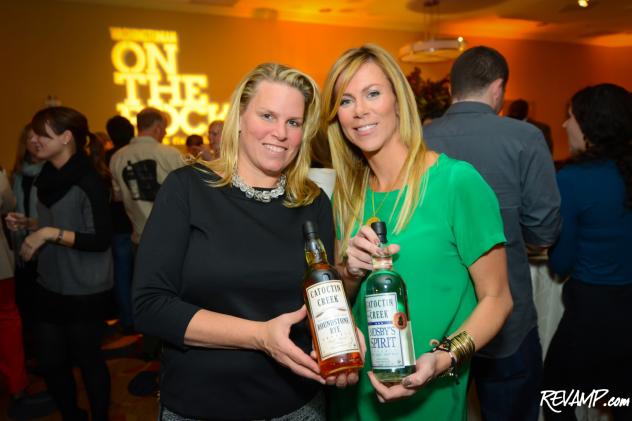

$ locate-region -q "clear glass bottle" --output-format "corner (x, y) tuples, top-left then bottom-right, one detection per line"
(365, 221), (416, 383)
(302, 221), (363, 377)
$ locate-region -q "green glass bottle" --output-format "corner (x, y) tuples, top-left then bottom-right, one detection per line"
(365, 221), (416, 383)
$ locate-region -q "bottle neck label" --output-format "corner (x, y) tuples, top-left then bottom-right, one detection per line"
(305, 280), (360, 360)
(305, 239), (328, 266)
(371, 254), (393, 270)
(366, 292), (415, 369)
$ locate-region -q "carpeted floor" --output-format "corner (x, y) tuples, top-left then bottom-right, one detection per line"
(1, 325), (160, 421)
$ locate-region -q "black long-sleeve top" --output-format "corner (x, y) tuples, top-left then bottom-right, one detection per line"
(133, 165), (334, 420)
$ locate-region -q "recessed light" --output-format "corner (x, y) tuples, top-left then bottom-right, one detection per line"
(578, 0), (589, 8)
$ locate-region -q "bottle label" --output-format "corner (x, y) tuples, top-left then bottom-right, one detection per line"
(306, 280), (360, 360)
(366, 292), (415, 369)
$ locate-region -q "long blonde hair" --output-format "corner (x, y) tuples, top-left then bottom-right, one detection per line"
(196, 63), (321, 208)
(322, 44), (429, 258)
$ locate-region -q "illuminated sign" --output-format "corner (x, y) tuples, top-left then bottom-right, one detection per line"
(110, 27), (229, 145)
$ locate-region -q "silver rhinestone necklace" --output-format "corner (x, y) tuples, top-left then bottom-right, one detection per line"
(231, 169), (286, 203)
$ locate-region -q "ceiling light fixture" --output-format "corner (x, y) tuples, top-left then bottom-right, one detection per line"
(399, 0), (466, 63)
(577, 0), (589, 7)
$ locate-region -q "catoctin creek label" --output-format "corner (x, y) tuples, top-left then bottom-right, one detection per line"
(306, 280), (359, 360)
(366, 292), (415, 369)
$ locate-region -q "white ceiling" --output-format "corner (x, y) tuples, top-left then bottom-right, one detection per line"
(60, 0), (632, 46)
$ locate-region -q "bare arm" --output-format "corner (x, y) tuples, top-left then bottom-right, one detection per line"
(455, 245), (512, 349)
(19, 227), (76, 261)
(369, 245), (512, 403)
(183, 305), (325, 384)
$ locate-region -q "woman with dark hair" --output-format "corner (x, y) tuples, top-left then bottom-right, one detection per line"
(87, 132), (112, 182)
(544, 84), (632, 421)
(6, 106), (113, 421)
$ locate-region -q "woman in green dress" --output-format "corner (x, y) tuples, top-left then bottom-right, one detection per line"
(323, 44), (514, 420)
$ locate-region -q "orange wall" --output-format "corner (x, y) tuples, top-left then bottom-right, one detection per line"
(478, 37), (632, 160)
(1, 1), (631, 170)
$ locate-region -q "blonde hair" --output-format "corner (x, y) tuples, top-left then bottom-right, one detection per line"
(194, 62), (321, 207)
(322, 44), (429, 258)
(11, 123), (33, 182)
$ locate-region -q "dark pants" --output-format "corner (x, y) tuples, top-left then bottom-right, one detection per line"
(131, 241), (161, 358)
(112, 233), (135, 330)
(543, 279), (632, 421)
(14, 261), (39, 323)
(35, 320), (111, 421)
(472, 327), (543, 421)
(34, 285), (111, 421)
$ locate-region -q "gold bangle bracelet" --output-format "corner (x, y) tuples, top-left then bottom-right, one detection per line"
(450, 331), (475, 368)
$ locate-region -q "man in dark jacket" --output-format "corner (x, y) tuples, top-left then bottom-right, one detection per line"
(424, 46), (561, 421)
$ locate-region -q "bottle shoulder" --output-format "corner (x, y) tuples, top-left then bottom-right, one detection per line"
(366, 268), (402, 279)
(365, 269), (406, 291)
(304, 264), (342, 285)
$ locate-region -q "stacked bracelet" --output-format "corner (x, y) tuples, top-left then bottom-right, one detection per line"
(430, 331), (476, 383)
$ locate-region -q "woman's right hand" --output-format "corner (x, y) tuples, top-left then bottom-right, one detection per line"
(258, 305), (325, 384)
(345, 225), (400, 279)
(5, 212), (28, 231)
(367, 351), (450, 403)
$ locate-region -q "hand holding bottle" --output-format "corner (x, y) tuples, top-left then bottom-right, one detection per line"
(259, 305), (365, 387)
(313, 327), (367, 388)
(367, 351), (452, 403)
(302, 221), (364, 379)
(258, 305), (325, 384)
(344, 225), (400, 279)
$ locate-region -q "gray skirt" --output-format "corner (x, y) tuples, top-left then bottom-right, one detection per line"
(158, 390), (326, 421)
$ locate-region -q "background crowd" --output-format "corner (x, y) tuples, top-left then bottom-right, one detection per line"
(0, 43), (630, 421)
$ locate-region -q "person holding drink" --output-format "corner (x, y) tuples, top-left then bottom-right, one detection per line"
(133, 62), (362, 421)
(323, 44), (513, 420)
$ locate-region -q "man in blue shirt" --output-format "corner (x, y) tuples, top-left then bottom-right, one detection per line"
(424, 46), (561, 421)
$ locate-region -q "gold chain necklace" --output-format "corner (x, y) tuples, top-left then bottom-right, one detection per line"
(365, 186), (392, 226)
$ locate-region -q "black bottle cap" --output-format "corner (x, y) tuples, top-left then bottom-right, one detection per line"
(370, 221), (388, 243)
(303, 220), (319, 240)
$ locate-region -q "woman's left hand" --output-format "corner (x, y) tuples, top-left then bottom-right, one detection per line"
(20, 228), (53, 261)
(367, 352), (445, 403)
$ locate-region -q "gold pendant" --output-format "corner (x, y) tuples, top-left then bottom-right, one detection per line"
(365, 216), (380, 226)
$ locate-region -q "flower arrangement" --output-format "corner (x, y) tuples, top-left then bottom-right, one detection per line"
(406, 67), (451, 123)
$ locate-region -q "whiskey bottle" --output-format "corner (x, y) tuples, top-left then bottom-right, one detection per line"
(302, 221), (363, 377)
(365, 221), (416, 383)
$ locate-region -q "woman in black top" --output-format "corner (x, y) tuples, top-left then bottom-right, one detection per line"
(6, 106), (113, 421)
(133, 63), (361, 421)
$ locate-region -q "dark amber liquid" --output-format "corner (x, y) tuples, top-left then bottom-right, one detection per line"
(303, 263), (364, 377)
